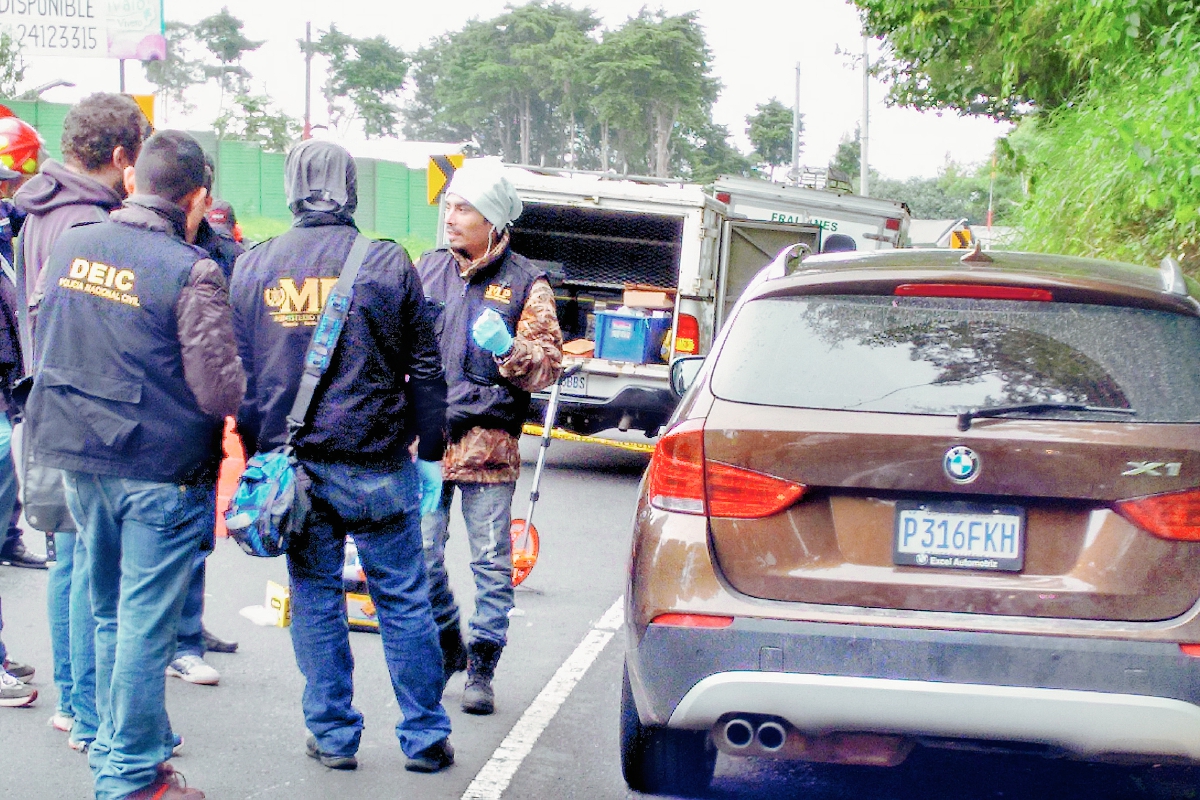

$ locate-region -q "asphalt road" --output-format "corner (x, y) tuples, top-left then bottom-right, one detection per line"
(1, 436), (1196, 800)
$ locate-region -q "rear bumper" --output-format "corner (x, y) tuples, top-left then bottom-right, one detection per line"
(669, 672), (1200, 762)
(529, 384), (675, 435)
(628, 618), (1200, 762)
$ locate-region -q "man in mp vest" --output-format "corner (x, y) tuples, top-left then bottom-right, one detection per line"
(417, 159), (563, 715)
(25, 130), (245, 800)
(231, 139), (454, 774)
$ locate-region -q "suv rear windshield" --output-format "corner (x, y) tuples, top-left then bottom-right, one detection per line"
(711, 294), (1200, 422)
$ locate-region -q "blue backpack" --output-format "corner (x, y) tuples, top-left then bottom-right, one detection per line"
(225, 449), (311, 557)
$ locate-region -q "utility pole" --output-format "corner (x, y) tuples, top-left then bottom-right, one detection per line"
(791, 62), (801, 185)
(860, 35), (870, 197)
(303, 22), (313, 140)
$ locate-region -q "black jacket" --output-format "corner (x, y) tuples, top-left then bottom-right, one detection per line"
(27, 197), (245, 482)
(231, 216), (447, 465)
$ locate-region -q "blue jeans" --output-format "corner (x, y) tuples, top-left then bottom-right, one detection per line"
(0, 416), (17, 554)
(421, 481), (516, 647)
(63, 471), (211, 800)
(175, 525), (215, 659)
(289, 459), (451, 759)
(58, 531), (99, 746)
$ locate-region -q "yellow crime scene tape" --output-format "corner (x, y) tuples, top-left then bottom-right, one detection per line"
(521, 424), (656, 454)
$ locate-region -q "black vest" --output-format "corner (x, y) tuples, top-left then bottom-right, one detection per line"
(418, 247), (543, 439)
(27, 220), (222, 482)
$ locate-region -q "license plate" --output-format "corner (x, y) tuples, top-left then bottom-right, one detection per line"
(893, 501), (1024, 572)
(561, 373), (587, 395)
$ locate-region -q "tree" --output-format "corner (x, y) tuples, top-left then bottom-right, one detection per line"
(676, 121), (752, 184)
(310, 25), (409, 138)
(143, 22), (205, 116)
(745, 98), (797, 180)
(592, 10), (719, 178)
(213, 94), (299, 153)
(0, 31), (25, 98)
(404, 2), (600, 165)
(855, 1), (1200, 274)
(830, 126), (860, 180)
(192, 7), (262, 99)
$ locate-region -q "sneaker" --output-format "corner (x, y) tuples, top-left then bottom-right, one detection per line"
(166, 655), (219, 686)
(201, 627), (238, 654)
(124, 763), (205, 800)
(305, 734), (357, 770)
(404, 738), (454, 773)
(0, 669), (36, 707)
(68, 737), (91, 753)
(48, 711), (74, 732)
(170, 733), (184, 758)
(0, 540), (48, 569)
(2, 659), (34, 682)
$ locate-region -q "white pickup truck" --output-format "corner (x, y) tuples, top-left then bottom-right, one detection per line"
(435, 164), (909, 438)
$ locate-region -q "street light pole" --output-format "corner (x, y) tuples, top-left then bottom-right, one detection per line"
(860, 35), (869, 198)
(303, 22), (312, 140)
(791, 62), (801, 186)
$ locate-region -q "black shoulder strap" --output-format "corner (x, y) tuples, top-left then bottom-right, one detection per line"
(13, 231), (30, 376)
(284, 233), (370, 442)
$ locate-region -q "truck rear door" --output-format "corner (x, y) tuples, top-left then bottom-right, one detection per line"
(717, 220), (821, 329)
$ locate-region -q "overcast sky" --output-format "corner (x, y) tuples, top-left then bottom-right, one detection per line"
(19, 0), (1010, 179)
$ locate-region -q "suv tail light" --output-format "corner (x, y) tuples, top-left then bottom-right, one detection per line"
(895, 284), (1053, 302)
(647, 420), (805, 518)
(1114, 488), (1200, 541)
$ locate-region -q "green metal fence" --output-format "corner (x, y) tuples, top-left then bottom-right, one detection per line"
(1, 99), (439, 243)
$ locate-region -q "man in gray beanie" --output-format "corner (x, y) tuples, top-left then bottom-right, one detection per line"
(417, 159), (563, 715)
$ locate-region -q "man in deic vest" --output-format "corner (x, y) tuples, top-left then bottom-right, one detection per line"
(25, 130), (245, 800)
(417, 158), (563, 716)
(231, 139), (455, 774)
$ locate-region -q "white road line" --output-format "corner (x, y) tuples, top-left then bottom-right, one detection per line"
(461, 595), (625, 800)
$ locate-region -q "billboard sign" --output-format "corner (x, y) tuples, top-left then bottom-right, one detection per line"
(0, 0), (165, 60)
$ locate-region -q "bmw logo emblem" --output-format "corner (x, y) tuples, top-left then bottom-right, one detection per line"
(944, 446), (980, 484)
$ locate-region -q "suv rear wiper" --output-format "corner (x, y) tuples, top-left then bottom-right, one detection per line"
(957, 403), (1135, 431)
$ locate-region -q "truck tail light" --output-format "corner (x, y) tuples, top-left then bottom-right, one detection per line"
(885, 218), (901, 231)
(674, 314), (700, 354)
(648, 419), (806, 518)
(1114, 488), (1200, 541)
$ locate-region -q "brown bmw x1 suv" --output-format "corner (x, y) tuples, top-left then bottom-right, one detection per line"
(621, 246), (1200, 796)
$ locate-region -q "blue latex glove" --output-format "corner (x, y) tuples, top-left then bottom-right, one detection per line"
(472, 308), (514, 356)
(416, 459), (443, 517)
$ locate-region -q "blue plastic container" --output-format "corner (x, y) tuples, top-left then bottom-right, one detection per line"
(594, 310), (672, 364)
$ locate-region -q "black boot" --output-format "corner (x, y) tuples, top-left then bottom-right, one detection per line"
(439, 622), (468, 681)
(462, 640), (502, 715)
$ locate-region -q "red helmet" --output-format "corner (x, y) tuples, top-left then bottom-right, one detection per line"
(0, 117), (45, 176)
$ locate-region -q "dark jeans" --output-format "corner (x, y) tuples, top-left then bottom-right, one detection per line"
(289, 459), (451, 759)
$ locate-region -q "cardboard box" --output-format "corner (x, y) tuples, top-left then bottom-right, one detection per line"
(622, 289), (675, 309)
(563, 339), (594, 357)
(346, 592), (380, 632)
(265, 580), (291, 628)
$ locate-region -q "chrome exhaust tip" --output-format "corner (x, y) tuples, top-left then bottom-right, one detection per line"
(722, 718), (755, 749)
(756, 721), (787, 752)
